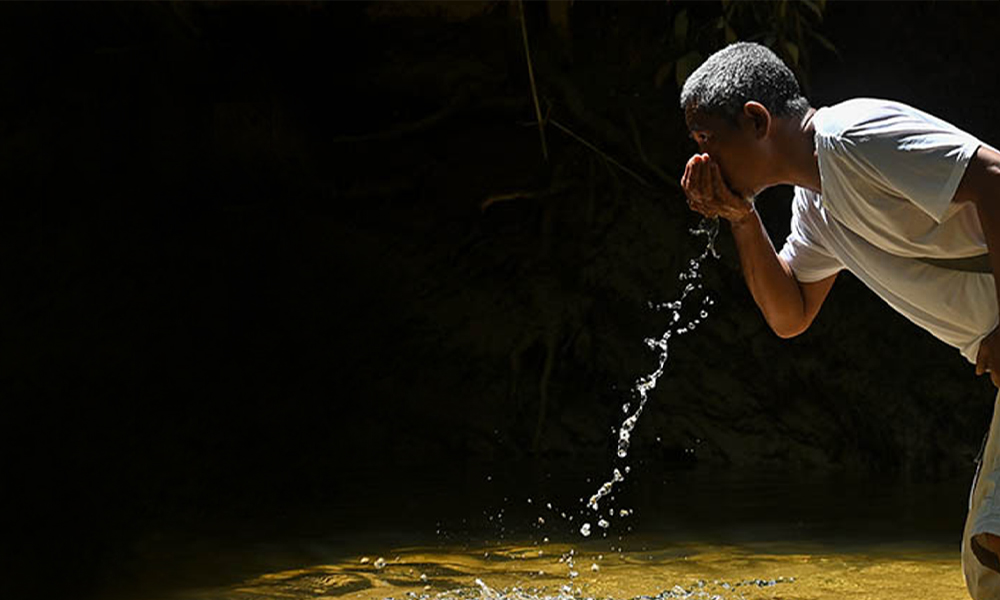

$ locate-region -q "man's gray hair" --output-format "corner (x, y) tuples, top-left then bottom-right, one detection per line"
(680, 42), (810, 124)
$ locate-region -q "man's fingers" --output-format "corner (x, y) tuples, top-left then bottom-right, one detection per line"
(682, 154), (721, 217)
(708, 160), (724, 198)
(696, 156), (710, 195)
(977, 346), (989, 376)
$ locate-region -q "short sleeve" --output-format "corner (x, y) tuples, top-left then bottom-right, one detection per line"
(835, 109), (982, 222)
(778, 189), (844, 283)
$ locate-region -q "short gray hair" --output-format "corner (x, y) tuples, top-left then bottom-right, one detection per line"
(679, 42), (810, 125)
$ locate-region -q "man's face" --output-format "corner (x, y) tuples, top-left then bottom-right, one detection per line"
(684, 106), (766, 200)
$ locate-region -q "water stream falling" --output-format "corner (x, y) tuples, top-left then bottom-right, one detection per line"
(585, 216), (720, 522)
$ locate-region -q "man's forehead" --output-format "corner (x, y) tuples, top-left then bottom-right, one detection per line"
(687, 118), (706, 132)
(684, 106), (710, 131)
(685, 108), (732, 134)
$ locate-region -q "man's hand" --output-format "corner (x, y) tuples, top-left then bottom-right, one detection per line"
(976, 325), (1000, 388)
(681, 153), (754, 224)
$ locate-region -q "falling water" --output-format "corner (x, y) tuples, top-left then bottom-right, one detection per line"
(586, 216), (720, 515)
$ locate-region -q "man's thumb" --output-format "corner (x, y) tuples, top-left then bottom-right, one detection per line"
(977, 345), (989, 376)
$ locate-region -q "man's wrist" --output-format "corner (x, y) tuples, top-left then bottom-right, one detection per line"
(729, 203), (757, 229)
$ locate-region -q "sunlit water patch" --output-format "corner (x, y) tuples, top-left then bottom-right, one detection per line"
(171, 540), (966, 600)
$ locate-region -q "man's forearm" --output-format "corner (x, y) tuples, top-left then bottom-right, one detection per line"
(730, 209), (808, 338)
(976, 196), (1000, 312)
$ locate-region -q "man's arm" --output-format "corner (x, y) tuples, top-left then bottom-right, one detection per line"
(682, 154), (836, 338)
(953, 145), (1000, 386)
(730, 209), (837, 338)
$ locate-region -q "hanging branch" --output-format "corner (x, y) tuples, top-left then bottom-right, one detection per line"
(518, 0), (549, 162)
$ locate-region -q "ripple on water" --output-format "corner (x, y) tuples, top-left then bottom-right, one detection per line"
(173, 541), (966, 600)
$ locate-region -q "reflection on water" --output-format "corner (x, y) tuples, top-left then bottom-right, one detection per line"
(108, 466), (977, 600)
(110, 467), (976, 600)
(171, 540), (966, 600)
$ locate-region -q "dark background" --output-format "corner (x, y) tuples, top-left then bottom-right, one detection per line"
(5, 1), (1000, 598)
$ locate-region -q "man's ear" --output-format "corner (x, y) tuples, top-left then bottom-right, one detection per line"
(742, 101), (771, 139)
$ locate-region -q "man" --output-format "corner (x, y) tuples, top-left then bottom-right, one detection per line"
(678, 41), (1000, 598)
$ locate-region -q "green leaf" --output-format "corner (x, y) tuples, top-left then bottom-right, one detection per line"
(674, 9), (689, 44)
(801, 0), (824, 20)
(654, 60), (674, 89)
(808, 30), (838, 54)
(783, 41), (799, 65)
(675, 50), (703, 88)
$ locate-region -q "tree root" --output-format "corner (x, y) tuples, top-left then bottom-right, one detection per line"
(532, 330), (558, 453)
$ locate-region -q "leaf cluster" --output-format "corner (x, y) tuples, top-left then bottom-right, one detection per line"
(654, 0), (837, 91)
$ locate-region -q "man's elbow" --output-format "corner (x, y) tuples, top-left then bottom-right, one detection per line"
(769, 317), (809, 339)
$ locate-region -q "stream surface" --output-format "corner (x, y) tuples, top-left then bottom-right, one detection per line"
(111, 465), (976, 600)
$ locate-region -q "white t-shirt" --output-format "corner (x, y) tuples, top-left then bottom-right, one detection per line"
(777, 98), (998, 363)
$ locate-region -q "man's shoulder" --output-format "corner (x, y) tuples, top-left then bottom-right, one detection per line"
(790, 185), (825, 223)
(813, 97), (919, 141)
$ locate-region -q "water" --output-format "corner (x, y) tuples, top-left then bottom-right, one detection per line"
(587, 217), (720, 516)
(165, 541), (967, 600)
(115, 467), (973, 600)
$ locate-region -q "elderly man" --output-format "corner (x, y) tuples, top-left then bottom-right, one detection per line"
(679, 41), (1000, 598)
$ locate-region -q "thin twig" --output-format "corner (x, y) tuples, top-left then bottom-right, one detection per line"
(481, 184), (572, 212)
(548, 118), (651, 188)
(626, 109), (680, 189)
(518, 0), (548, 161)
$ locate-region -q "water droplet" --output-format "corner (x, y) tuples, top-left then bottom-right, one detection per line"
(580, 523), (591, 536)
(598, 519), (610, 528)
(374, 557), (387, 569)
(591, 563), (600, 572)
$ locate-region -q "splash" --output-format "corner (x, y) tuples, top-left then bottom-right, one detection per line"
(587, 217), (720, 514)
